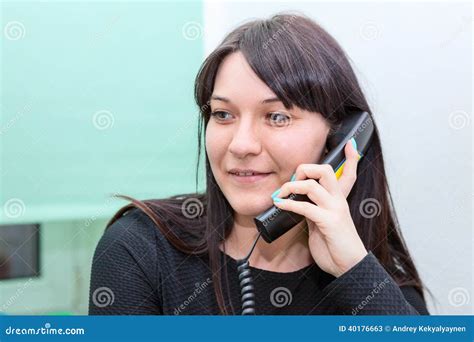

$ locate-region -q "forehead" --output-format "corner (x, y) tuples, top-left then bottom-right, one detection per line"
(212, 52), (278, 106)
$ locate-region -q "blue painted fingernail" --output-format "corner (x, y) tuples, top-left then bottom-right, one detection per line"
(350, 137), (358, 151)
(290, 173), (296, 182)
(271, 189), (281, 198)
(273, 197), (283, 203)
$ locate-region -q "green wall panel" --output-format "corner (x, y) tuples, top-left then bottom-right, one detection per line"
(1, 1), (205, 224)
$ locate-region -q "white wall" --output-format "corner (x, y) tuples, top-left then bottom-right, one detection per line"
(204, 0), (473, 315)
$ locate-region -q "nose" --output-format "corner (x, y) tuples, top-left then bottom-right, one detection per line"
(228, 117), (262, 159)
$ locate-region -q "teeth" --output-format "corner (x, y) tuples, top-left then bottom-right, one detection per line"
(235, 172), (257, 176)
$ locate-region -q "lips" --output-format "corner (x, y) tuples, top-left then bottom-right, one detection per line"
(228, 169), (273, 184)
(228, 169), (271, 176)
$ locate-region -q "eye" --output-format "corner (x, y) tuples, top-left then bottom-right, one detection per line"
(210, 111), (233, 122)
(267, 112), (291, 127)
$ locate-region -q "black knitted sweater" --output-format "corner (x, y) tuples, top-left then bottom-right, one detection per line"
(88, 208), (429, 315)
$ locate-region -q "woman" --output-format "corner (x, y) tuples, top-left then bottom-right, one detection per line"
(89, 13), (429, 315)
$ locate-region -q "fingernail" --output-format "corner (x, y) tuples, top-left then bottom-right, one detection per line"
(350, 137), (358, 151)
(290, 173), (296, 182)
(273, 197), (283, 203)
(271, 189), (281, 199)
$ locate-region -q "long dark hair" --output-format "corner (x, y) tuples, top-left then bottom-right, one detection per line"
(106, 12), (428, 315)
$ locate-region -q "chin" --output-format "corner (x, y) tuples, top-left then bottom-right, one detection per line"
(228, 195), (273, 217)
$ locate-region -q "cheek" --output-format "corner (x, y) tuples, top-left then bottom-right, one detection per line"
(205, 126), (227, 171)
(271, 130), (327, 171)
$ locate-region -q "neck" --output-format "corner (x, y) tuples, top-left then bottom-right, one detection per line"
(220, 213), (314, 272)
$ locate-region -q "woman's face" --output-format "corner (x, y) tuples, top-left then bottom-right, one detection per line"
(206, 51), (331, 220)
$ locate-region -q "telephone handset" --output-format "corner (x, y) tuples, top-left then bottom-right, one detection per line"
(253, 111), (375, 243)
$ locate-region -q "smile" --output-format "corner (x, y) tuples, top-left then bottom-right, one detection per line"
(228, 172), (273, 184)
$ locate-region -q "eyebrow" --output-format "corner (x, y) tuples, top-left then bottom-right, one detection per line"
(210, 95), (282, 105)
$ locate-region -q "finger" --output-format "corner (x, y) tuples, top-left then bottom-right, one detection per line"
(275, 179), (332, 208)
(273, 196), (327, 224)
(292, 163), (340, 197)
(336, 139), (360, 198)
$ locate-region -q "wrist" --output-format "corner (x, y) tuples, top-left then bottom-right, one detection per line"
(335, 248), (368, 278)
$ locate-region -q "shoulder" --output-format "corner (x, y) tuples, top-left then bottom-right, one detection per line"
(89, 208), (166, 314)
(97, 207), (178, 262)
(91, 208), (163, 283)
(91, 207), (181, 295)
(96, 205), (208, 274)
(102, 208), (161, 246)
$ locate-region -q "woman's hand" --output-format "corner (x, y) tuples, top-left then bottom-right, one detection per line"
(272, 139), (368, 278)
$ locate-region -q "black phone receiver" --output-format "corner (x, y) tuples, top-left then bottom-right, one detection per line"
(253, 111), (375, 243)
